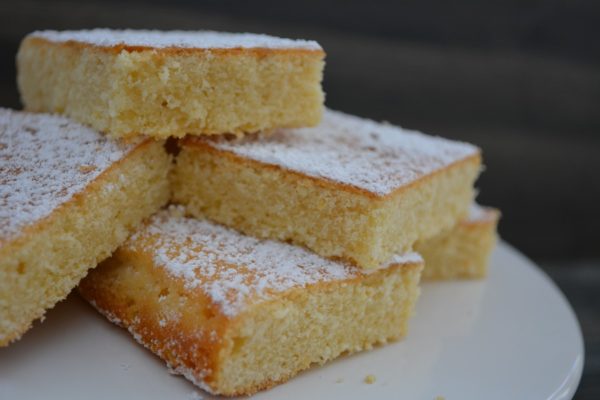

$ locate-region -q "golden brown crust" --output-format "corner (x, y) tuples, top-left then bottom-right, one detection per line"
(79, 255), (226, 391)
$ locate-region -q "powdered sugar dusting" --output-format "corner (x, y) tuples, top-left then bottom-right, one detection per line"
(128, 207), (422, 317)
(30, 29), (321, 51)
(0, 108), (137, 243)
(388, 252), (423, 265)
(467, 203), (498, 223)
(203, 109), (479, 196)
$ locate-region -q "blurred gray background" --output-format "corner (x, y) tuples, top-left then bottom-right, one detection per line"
(0, 1), (598, 398)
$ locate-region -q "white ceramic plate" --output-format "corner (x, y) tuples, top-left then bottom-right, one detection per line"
(0, 241), (584, 399)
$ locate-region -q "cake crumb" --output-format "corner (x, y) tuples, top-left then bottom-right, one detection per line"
(435, 396), (446, 400)
(364, 374), (376, 384)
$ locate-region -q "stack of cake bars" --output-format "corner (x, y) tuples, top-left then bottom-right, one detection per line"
(1, 29), (500, 395)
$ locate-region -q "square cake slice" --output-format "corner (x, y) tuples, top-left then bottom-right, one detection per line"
(0, 109), (171, 346)
(78, 207), (423, 396)
(17, 29), (325, 139)
(172, 109), (481, 269)
(417, 204), (500, 280)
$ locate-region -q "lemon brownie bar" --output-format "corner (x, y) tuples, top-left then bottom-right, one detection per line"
(172, 109), (481, 270)
(417, 204), (500, 280)
(17, 29), (325, 139)
(78, 207), (423, 396)
(0, 109), (170, 346)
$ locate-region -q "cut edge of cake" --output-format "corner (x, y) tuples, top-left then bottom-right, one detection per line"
(17, 30), (326, 139)
(0, 109), (171, 346)
(78, 207), (423, 395)
(172, 109), (481, 269)
(418, 204), (500, 280)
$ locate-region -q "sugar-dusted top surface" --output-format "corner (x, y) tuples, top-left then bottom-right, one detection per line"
(30, 29), (322, 51)
(200, 109), (479, 196)
(128, 207), (422, 317)
(0, 108), (137, 243)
